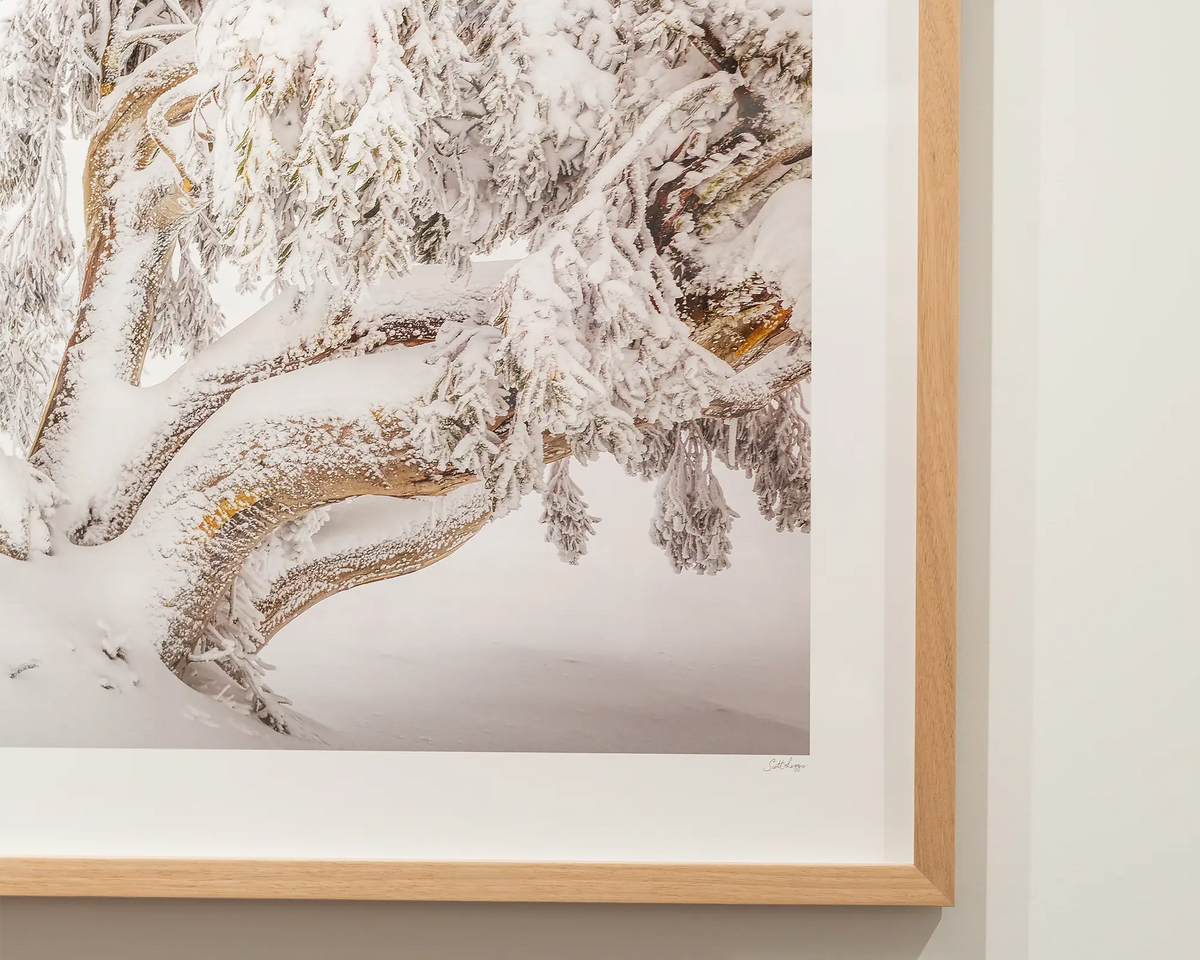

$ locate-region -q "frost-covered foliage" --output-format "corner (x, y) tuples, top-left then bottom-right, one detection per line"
(651, 425), (737, 574)
(389, 1), (814, 537)
(0, 0), (77, 446)
(197, 0), (469, 291)
(0, 0), (92, 204)
(729, 383), (811, 532)
(630, 0), (812, 103)
(633, 0), (813, 282)
(149, 239), (225, 358)
(447, 0), (626, 249)
(0, 450), (65, 559)
(701, 382), (810, 532)
(540, 460), (598, 564)
(404, 72), (738, 515)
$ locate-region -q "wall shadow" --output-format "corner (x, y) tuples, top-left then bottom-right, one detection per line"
(0, 898), (942, 960)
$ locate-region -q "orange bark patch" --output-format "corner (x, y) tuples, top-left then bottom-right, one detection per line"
(734, 305), (793, 359)
(197, 491), (261, 539)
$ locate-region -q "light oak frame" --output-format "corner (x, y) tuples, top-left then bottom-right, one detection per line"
(0, 0), (958, 905)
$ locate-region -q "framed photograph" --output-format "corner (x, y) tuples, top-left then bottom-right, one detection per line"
(0, 0), (958, 904)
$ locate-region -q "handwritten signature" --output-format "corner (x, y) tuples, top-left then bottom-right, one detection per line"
(763, 756), (807, 773)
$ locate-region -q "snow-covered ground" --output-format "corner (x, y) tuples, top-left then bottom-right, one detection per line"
(0, 456), (809, 753)
(267, 458), (809, 753)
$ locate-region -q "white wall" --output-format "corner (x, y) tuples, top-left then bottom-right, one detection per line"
(976, 1), (1199, 956)
(1, 1), (1197, 956)
(1022, 0), (1199, 955)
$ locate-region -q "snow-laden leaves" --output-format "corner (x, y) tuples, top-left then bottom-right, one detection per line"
(149, 240), (226, 358)
(650, 426), (737, 574)
(0, 0), (79, 203)
(0, 0), (84, 445)
(732, 383), (811, 532)
(447, 0), (626, 249)
(198, 0), (468, 292)
(626, 0), (812, 104)
(702, 382), (811, 532)
(0, 452), (66, 560)
(540, 460), (598, 564)
(404, 73), (737, 514)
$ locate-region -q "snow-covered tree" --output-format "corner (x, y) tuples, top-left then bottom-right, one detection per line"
(0, 0), (812, 731)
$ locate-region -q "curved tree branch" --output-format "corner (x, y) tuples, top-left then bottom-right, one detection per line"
(126, 263), (808, 671)
(253, 487), (492, 644)
(128, 347), (476, 671)
(73, 265), (504, 544)
(192, 336), (809, 678)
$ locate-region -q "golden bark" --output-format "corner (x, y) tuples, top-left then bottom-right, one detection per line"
(255, 496), (492, 643)
(143, 407), (477, 673)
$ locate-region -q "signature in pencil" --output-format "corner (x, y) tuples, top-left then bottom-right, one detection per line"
(763, 756), (807, 772)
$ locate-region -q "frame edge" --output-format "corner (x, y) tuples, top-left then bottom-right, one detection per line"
(0, 0), (961, 906)
(0, 859), (953, 905)
(913, 0), (961, 906)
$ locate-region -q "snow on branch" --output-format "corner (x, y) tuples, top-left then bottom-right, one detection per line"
(704, 333), (811, 418)
(404, 72), (739, 515)
(0, 452), (66, 560)
(73, 264), (506, 545)
(102, 0), (202, 89)
(176, 485), (490, 731)
(252, 484), (492, 640)
(125, 345), (488, 671)
(197, 0), (469, 293)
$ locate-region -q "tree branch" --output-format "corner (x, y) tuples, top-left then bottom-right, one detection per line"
(73, 265), (506, 544)
(133, 291), (806, 674)
(253, 487), (492, 643)
(214, 339), (810, 663)
(679, 275), (802, 369)
(704, 335), (811, 419)
(127, 347), (476, 671)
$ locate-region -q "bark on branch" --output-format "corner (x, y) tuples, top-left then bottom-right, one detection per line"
(254, 488), (492, 644)
(74, 271), (500, 544)
(129, 349), (475, 671)
(30, 50), (197, 486)
(135, 270), (807, 672)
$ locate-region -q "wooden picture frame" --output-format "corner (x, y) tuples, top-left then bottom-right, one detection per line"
(0, 0), (958, 905)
